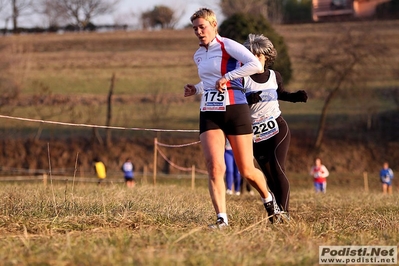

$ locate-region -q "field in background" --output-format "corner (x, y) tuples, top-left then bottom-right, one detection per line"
(3, 20), (399, 94)
(3, 30), (198, 95)
(276, 20), (399, 90)
(0, 181), (397, 265)
(1, 20), (398, 132)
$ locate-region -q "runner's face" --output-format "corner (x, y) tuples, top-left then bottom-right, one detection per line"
(192, 18), (216, 46)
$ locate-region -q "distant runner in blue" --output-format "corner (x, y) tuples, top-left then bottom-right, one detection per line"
(224, 139), (241, 196)
(379, 162), (394, 194)
(122, 158), (135, 188)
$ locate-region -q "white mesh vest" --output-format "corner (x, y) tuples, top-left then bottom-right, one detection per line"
(244, 70), (282, 121)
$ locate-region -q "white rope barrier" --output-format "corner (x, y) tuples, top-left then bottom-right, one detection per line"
(0, 114), (199, 133)
(156, 147), (193, 171)
(156, 140), (201, 148)
(155, 139), (208, 174)
(0, 115), (209, 178)
(156, 147), (208, 174)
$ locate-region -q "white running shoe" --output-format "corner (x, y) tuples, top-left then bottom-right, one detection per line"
(208, 217), (229, 229)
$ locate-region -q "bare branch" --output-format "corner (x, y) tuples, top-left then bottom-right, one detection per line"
(52, 0), (120, 29)
(141, 5), (177, 30)
(299, 24), (389, 148)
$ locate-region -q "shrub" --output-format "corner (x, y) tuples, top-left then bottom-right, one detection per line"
(219, 13), (292, 84)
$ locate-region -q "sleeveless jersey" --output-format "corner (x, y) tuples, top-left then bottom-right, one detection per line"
(243, 70), (282, 120)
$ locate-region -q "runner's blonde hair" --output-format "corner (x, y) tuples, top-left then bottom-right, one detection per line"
(190, 8), (218, 31)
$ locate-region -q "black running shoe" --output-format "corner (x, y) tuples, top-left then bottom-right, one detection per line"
(264, 191), (281, 224)
(264, 201), (276, 223)
(208, 217), (228, 229)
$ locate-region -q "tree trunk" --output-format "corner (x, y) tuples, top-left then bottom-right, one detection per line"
(35, 123), (43, 141)
(3, 17), (9, 35)
(12, 0), (18, 33)
(314, 86), (340, 149)
(314, 60), (356, 149)
(105, 73), (115, 147)
(91, 127), (103, 145)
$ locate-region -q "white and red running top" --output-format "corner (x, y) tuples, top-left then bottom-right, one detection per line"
(193, 34), (262, 109)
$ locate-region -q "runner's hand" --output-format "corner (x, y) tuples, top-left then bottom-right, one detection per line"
(293, 90), (308, 103)
(184, 84), (196, 97)
(215, 77), (227, 92)
(246, 91), (262, 105)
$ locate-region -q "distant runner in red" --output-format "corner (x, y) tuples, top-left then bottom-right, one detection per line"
(310, 158), (330, 193)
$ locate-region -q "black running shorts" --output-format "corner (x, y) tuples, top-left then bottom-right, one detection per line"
(199, 104), (252, 135)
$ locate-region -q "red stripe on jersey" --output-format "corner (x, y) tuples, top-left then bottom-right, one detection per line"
(216, 37), (234, 104)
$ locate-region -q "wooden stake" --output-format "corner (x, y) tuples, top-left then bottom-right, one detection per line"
(363, 171), (369, 193)
(153, 138), (157, 186)
(191, 165), (195, 190)
(43, 173), (47, 187)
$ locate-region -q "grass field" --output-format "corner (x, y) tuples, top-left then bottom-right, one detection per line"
(0, 178), (398, 266)
(0, 21), (398, 265)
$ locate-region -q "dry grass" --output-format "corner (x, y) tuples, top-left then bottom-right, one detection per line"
(0, 181), (398, 265)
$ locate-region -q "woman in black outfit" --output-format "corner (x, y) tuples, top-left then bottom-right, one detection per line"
(243, 34), (308, 221)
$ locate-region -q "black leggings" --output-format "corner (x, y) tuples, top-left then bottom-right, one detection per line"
(253, 116), (291, 212)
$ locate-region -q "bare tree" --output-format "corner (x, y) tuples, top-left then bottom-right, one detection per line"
(300, 25), (388, 149)
(36, 0), (68, 28)
(52, 0), (120, 29)
(141, 5), (177, 29)
(0, 0), (34, 33)
(0, 0), (10, 34)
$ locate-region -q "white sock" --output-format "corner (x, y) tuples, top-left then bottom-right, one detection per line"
(262, 193), (273, 204)
(217, 213), (228, 225)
